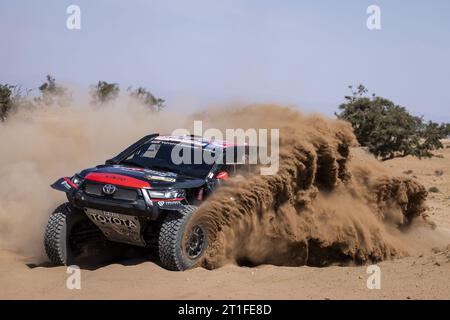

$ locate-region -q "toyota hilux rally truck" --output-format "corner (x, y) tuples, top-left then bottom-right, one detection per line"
(44, 134), (252, 271)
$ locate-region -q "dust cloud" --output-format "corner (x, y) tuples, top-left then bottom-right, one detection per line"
(189, 105), (429, 268)
(0, 101), (430, 266)
(0, 97), (185, 260)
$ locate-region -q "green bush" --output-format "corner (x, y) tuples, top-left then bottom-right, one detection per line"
(337, 85), (450, 160)
(0, 84), (14, 121)
(0, 84), (29, 121)
(128, 86), (165, 112)
(36, 75), (69, 106)
(90, 81), (120, 105)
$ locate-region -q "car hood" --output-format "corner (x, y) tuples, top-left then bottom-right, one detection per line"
(79, 165), (206, 189)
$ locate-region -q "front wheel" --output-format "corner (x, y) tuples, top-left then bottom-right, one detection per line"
(158, 205), (209, 271)
(44, 203), (88, 265)
(44, 202), (123, 266)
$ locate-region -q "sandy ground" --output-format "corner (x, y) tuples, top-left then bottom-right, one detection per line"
(1, 143), (449, 300)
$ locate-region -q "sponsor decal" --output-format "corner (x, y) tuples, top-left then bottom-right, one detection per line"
(85, 172), (150, 188)
(155, 135), (208, 147)
(113, 166), (146, 172)
(85, 209), (144, 246)
(115, 166), (177, 178)
(146, 175), (176, 183)
(61, 180), (71, 190)
(144, 169), (177, 177)
(88, 211), (138, 229)
(155, 200), (182, 207)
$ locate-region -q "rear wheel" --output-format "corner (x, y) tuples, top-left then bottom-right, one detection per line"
(158, 205), (209, 271)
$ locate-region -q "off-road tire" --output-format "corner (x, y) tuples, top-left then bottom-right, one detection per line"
(44, 202), (87, 266)
(158, 205), (208, 271)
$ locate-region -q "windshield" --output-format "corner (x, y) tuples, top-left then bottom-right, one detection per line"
(121, 141), (220, 179)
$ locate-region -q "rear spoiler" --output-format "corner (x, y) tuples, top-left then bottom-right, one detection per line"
(105, 133), (159, 165)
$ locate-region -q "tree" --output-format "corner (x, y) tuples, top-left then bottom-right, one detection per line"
(90, 81), (119, 105)
(337, 85), (449, 160)
(417, 121), (447, 152)
(0, 84), (29, 121)
(36, 75), (69, 106)
(128, 86), (165, 112)
(0, 84), (14, 122)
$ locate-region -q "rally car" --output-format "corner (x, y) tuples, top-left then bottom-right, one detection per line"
(44, 134), (252, 270)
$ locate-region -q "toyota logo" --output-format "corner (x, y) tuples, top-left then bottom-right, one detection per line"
(102, 184), (117, 195)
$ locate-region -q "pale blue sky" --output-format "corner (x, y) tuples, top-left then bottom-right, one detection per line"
(1, 0), (449, 121)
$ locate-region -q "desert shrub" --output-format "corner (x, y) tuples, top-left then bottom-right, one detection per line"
(0, 84), (31, 121)
(0, 84), (14, 121)
(36, 75), (70, 106)
(128, 86), (165, 112)
(337, 85), (449, 160)
(90, 81), (119, 105)
(2, 77), (167, 120)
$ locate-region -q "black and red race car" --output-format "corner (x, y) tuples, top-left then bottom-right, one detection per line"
(45, 134), (253, 270)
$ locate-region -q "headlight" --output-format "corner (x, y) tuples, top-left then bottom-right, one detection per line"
(71, 175), (83, 186)
(147, 189), (185, 199)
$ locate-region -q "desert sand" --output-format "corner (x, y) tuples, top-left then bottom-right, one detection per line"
(1, 142), (449, 300)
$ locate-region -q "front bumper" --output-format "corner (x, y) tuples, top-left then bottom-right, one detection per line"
(70, 189), (161, 219)
(68, 187), (187, 247)
(69, 185), (187, 220)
